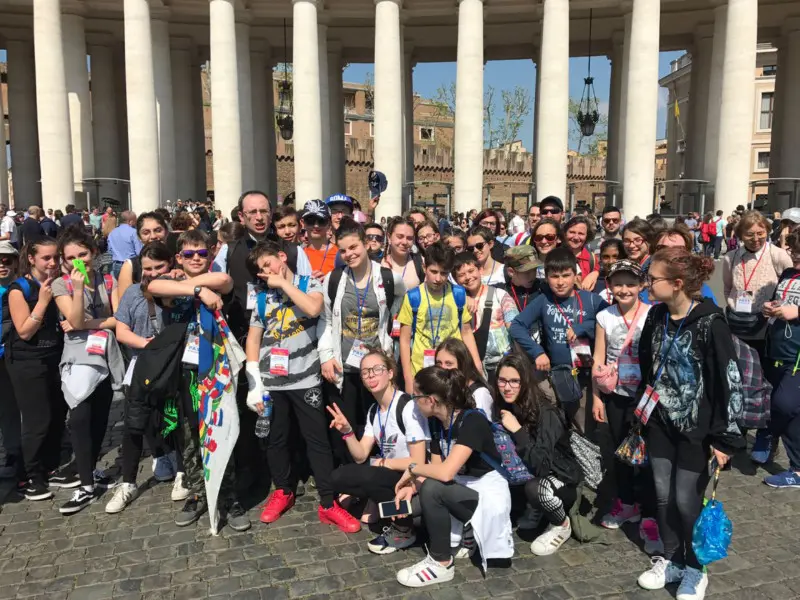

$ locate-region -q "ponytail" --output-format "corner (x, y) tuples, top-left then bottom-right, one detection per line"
(414, 366), (475, 411)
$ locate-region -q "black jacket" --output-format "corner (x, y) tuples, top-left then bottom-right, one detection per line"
(511, 404), (582, 485)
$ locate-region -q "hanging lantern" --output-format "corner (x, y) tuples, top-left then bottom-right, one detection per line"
(577, 10), (600, 139)
(276, 19), (294, 141)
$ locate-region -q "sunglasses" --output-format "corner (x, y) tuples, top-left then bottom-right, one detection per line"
(366, 234), (385, 243)
(181, 249), (209, 259)
(0, 256), (15, 266)
(534, 234), (557, 243)
(603, 217), (621, 224)
(467, 242), (487, 253)
(304, 216), (330, 228)
(541, 208), (562, 215)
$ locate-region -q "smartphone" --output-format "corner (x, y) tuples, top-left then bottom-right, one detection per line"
(378, 500), (412, 519)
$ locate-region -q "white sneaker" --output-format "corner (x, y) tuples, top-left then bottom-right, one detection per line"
(600, 499), (641, 529)
(677, 566), (708, 600)
(396, 554), (455, 588)
(171, 472), (190, 502)
(639, 517), (665, 555)
(105, 483), (137, 514)
(638, 556), (685, 590)
(517, 506), (543, 530)
(530, 520), (571, 556)
(153, 456), (174, 482)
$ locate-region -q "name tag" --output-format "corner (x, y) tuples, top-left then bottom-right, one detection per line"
(617, 354), (641, 387)
(246, 282), (258, 310)
(182, 334), (199, 366)
(345, 339), (368, 369)
(269, 347), (290, 376)
(634, 385), (660, 425)
(569, 337), (592, 369)
(423, 348), (436, 368)
(735, 291), (753, 313)
(86, 330), (109, 356)
(391, 318), (401, 338)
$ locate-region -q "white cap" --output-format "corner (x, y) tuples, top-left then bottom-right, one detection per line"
(782, 208), (800, 224)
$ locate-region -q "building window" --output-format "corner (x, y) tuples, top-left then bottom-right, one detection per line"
(759, 92), (774, 130)
(763, 64), (777, 76)
(757, 151), (770, 171)
(344, 120), (352, 136)
(420, 127), (434, 141)
(369, 122), (375, 137)
(343, 92), (356, 111)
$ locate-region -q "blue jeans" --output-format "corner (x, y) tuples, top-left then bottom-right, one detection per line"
(766, 363), (800, 470)
(112, 261), (124, 279)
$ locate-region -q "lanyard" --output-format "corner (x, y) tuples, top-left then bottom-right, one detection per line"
(84, 272), (101, 319)
(511, 285), (528, 312)
(554, 293), (584, 328)
(782, 273), (800, 301)
(350, 266), (372, 337)
(387, 253), (410, 280)
(376, 389), (398, 458)
(425, 284), (446, 346)
(620, 301), (641, 356)
(740, 245), (767, 291)
(440, 409), (456, 458)
(653, 301), (694, 385)
(319, 243), (331, 271)
(484, 259), (496, 282)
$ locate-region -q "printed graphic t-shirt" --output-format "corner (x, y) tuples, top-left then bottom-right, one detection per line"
(362, 395), (431, 459)
(340, 276), (381, 372)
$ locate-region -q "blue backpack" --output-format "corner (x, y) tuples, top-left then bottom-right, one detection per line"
(407, 283), (467, 346)
(256, 276), (310, 325)
(1, 277), (44, 359)
(463, 409), (533, 485)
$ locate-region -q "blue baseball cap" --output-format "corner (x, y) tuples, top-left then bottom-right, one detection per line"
(325, 194), (353, 209)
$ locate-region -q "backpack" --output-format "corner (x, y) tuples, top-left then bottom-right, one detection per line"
(255, 276), (310, 325)
(567, 484), (607, 543)
(408, 283), (467, 346)
(462, 409), (533, 485)
(411, 253), (425, 283)
(366, 393), (412, 436)
(326, 266), (396, 320)
(729, 332), (771, 429)
(1, 277), (43, 357)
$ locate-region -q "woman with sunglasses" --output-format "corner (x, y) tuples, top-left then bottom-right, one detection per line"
(52, 226), (121, 515)
(117, 212), (170, 300)
(466, 226), (505, 285)
(622, 218), (655, 270)
(393, 367), (513, 588)
(382, 217), (425, 291)
(528, 218), (566, 279)
(328, 348), (429, 554)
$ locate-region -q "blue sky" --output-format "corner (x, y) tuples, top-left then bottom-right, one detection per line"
(344, 51), (683, 151)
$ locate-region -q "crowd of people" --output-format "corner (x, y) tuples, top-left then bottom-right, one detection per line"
(0, 189), (797, 600)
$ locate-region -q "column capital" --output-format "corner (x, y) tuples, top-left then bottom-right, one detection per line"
(457, 0), (484, 3)
(374, 0), (402, 6)
(61, 1), (87, 17)
(291, 0), (320, 6)
(209, 0), (247, 8)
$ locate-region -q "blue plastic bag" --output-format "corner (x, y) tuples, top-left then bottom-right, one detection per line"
(692, 468), (733, 565)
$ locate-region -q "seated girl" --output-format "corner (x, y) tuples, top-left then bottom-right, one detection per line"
(435, 338), (494, 416)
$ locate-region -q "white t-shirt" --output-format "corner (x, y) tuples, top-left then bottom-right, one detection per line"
(508, 215), (526, 236)
(596, 303), (652, 397)
(472, 385), (494, 416)
(363, 394), (431, 459)
(481, 261), (506, 286)
(1, 215), (18, 243)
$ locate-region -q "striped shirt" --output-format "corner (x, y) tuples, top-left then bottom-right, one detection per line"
(249, 274), (322, 391)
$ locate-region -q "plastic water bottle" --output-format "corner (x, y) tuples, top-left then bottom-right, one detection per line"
(255, 391), (272, 439)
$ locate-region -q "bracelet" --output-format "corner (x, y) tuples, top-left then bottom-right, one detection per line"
(28, 313), (41, 323)
(341, 431), (354, 440)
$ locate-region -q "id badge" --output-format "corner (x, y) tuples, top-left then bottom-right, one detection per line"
(423, 348), (436, 368)
(569, 337), (592, 368)
(391, 317), (401, 338)
(617, 354), (641, 387)
(86, 330), (109, 356)
(181, 334), (200, 366)
(735, 291), (753, 313)
(246, 282), (258, 310)
(269, 347), (290, 376)
(345, 339), (368, 369)
(634, 385), (660, 425)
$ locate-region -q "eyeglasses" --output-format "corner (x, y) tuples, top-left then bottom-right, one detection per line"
(366, 234), (385, 243)
(418, 233), (438, 243)
(534, 234), (557, 243)
(497, 377), (521, 389)
(467, 242), (487, 253)
(646, 274), (673, 285)
(181, 249), (209, 259)
(541, 208), (562, 215)
(623, 236), (646, 247)
(480, 220), (497, 229)
(410, 393), (431, 402)
(244, 209), (270, 218)
(603, 217), (621, 225)
(742, 232), (767, 240)
(360, 365), (388, 379)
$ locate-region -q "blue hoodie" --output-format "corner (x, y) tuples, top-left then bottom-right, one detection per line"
(510, 288), (609, 366)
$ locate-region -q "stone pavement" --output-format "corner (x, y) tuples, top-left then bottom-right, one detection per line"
(0, 397), (799, 600)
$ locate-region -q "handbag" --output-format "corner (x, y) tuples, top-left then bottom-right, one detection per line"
(592, 307), (643, 395)
(615, 423), (649, 466)
(549, 365), (582, 407)
(692, 467), (732, 565)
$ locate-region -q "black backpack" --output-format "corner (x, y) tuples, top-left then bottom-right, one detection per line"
(367, 393), (412, 436)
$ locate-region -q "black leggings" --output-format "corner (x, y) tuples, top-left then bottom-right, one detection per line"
(419, 478), (479, 562)
(70, 377), (114, 487)
(7, 354), (66, 483)
(330, 462), (402, 503)
(646, 419), (711, 569)
(604, 393), (657, 518)
(524, 476), (577, 525)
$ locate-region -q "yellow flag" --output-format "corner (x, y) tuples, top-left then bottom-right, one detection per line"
(674, 100), (681, 119)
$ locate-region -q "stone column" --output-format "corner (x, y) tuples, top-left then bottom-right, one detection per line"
(703, 5), (727, 188)
(373, 0), (404, 218)
(192, 55), (207, 202)
(124, 0), (161, 212)
(454, 0), (484, 214)
(6, 40), (42, 206)
(605, 31), (625, 185)
(403, 48), (415, 199)
(685, 27), (713, 180)
(114, 46), (130, 182)
(774, 22), (800, 208)
(328, 43), (346, 195)
(0, 86), (8, 206)
(89, 43), (121, 203)
(535, 0), (569, 202)
(621, 0), (661, 219)
(34, 0), (74, 211)
(713, 0), (758, 216)
(152, 20), (177, 204)
(236, 23), (255, 190)
(62, 13), (94, 205)
(263, 59), (278, 203)
(210, 0), (243, 215)
(292, 0), (323, 205)
(318, 24), (331, 197)
(171, 44), (197, 200)
(769, 40), (788, 196)
(251, 50), (273, 196)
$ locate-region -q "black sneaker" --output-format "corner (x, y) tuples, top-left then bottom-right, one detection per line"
(49, 468), (81, 489)
(225, 501), (251, 532)
(175, 495), (207, 527)
(21, 479), (53, 501)
(93, 470), (117, 489)
(59, 487), (97, 515)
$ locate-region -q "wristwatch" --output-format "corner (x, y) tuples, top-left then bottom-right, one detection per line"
(407, 462), (417, 475)
(194, 286), (202, 299)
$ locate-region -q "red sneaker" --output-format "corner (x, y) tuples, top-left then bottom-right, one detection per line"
(259, 489), (295, 524)
(318, 501), (362, 533)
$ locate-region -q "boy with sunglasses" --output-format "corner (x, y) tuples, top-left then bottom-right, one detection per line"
(301, 200), (339, 280)
(364, 223), (386, 261)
